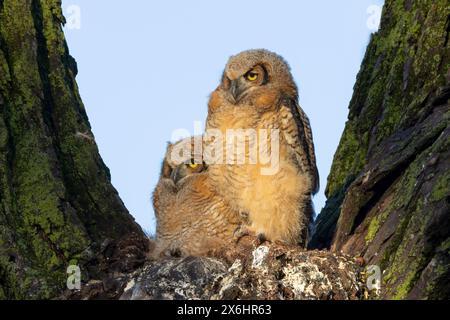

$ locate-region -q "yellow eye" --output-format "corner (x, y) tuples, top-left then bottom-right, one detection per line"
(246, 72), (258, 81)
(188, 163), (198, 169)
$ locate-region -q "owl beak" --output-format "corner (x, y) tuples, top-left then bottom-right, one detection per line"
(229, 80), (244, 103)
(170, 166), (185, 184)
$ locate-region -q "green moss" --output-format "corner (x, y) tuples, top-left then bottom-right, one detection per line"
(0, 0), (144, 298)
(0, 244), (24, 299)
(0, 50), (11, 88)
(378, 141), (443, 298)
(430, 172), (450, 202)
(393, 271), (417, 300)
(374, 64), (404, 140)
(438, 238), (450, 254)
(40, 0), (66, 55)
(324, 0), (447, 195)
(365, 216), (381, 243)
(326, 123), (367, 197)
(317, 0), (450, 299)
(0, 0), (90, 298)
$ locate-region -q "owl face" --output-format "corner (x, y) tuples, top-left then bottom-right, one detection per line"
(161, 138), (206, 185)
(218, 49), (298, 107)
(169, 160), (206, 185)
(221, 64), (267, 104)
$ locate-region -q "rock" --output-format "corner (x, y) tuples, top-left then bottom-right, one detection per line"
(121, 257), (228, 300)
(119, 241), (365, 300)
(59, 240), (365, 300)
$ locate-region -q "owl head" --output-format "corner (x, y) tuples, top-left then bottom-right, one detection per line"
(214, 49), (298, 108)
(161, 137), (206, 185)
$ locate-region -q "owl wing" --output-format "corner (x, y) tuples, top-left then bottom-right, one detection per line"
(280, 97), (320, 195)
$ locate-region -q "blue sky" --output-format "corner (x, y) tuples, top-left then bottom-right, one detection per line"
(62, 0), (384, 234)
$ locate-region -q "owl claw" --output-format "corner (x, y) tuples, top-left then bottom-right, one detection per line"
(160, 247), (183, 258)
(233, 226), (250, 243)
(256, 233), (267, 245)
(233, 226), (269, 247)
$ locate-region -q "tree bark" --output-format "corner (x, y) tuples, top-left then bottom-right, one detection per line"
(311, 0), (450, 299)
(0, 0), (146, 299)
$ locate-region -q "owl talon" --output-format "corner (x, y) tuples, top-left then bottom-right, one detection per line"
(160, 247), (183, 258)
(170, 248), (183, 257)
(233, 226), (250, 243)
(234, 225), (269, 247)
(256, 233), (267, 245)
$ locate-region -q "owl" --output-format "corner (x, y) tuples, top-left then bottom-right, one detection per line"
(151, 137), (243, 258)
(205, 49), (319, 247)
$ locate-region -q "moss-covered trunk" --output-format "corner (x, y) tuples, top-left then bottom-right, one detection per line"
(0, 0), (146, 299)
(311, 0), (450, 299)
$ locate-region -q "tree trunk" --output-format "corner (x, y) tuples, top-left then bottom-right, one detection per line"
(311, 0), (450, 299)
(0, 0), (146, 299)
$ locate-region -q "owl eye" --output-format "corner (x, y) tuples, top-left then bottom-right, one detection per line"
(187, 159), (199, 169)
(246, 71), (258, 82)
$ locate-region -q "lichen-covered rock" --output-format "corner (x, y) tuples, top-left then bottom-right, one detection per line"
(311, 0), (450, 299)
(121, 257), (228, 300)
(119, 242), (365, 300)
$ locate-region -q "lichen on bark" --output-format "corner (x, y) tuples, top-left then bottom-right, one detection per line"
(0, 0), (146, 299)
(312, 0), (450, 299)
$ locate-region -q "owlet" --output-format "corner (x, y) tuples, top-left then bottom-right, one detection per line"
(151, 137), (243, 258)
(205, 49), (319, 247)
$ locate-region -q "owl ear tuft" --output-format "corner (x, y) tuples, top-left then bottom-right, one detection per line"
(161, 158), (172, 178)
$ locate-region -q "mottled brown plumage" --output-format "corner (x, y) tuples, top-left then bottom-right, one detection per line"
(205, 49), (319, 247)
(151, 138), (243, 258)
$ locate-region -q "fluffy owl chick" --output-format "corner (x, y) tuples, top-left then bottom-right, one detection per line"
(151, 137), (243, 258)
(205, 49), (319, 247)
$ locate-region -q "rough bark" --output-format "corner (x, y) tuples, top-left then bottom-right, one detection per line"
(0, 0), (147, 299)
(311, 0), (450, 299)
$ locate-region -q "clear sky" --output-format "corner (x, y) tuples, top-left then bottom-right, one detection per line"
(62, 0), (384, 234)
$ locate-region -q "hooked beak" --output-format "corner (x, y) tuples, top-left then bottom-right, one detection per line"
(170, 166), (185, 185)
(229, 79), (244, 104)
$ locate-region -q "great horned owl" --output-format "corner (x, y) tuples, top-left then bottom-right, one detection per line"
(151, 137), (243, 258)
(205, 49), (319, 247)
